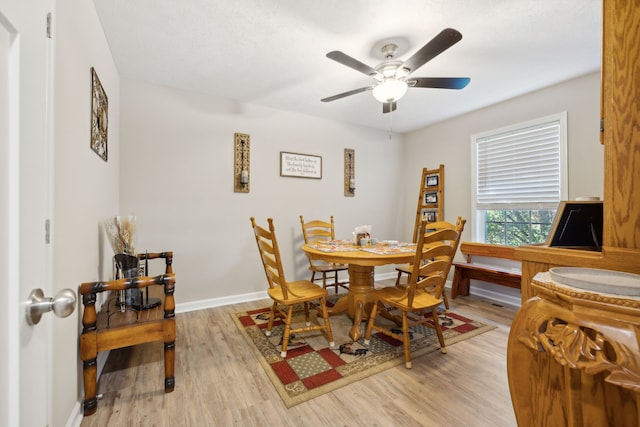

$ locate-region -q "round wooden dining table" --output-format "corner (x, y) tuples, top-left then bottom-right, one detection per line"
(301, 242), (416, 341)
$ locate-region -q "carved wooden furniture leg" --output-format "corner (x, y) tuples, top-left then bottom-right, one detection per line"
(326, 294), (348, 315)
(346, 264), (375, 341)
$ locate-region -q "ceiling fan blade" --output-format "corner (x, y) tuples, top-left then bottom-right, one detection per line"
(321, 86), (373, 102)
(382, 102), (397, 114)
(400, 28), (463, 74)
(326, 51), (381, 77)
(409, 77), (470, 90)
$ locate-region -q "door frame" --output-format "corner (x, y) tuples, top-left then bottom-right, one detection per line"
(0, 0), (54, 425)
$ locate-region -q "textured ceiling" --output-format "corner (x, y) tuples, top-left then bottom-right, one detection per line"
(93, 0), (601, 133)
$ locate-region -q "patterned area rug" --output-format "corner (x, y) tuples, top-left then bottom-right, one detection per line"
(232, 296), (495, 408)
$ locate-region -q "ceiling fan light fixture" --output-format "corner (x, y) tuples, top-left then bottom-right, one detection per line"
(372, 79), (408, 103)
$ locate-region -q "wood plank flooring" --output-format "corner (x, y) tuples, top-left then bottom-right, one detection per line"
(80, 287), (519, 427)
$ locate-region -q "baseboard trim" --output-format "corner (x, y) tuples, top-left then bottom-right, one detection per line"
(174, 272), (399, 313)
(65, 400), (83, 427)
(173, 275), (521, 313)
(176, 290), (268, 313)
(464, 286), (522, 308)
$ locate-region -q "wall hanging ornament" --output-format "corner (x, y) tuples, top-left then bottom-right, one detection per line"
(344, 148), (355, 197)
(234, 133), (250, 193)
(90, 67), (108, 161)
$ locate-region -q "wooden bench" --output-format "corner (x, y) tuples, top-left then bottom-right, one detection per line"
(79, 252), (175, 416)
(451, 242), (521, 298)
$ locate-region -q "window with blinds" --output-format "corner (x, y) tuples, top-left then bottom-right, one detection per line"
(471, 113), (568, 245)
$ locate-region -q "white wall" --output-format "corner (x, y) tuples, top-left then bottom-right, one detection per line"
(403, 72), (602, 302)
(119, 73), (602, 308)
(53, 1), (120, 425)
(119, 79), (405, 304)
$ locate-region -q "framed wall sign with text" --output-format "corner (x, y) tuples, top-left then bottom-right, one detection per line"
(280, 152), (322, 179)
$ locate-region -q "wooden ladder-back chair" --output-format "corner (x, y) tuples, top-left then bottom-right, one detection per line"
(299, 215), (349, 293)
(395, 218), (465, 311)
(79, 252), (175, 416)
(251, 217), (335, 357)
(365, 218), (465, 368)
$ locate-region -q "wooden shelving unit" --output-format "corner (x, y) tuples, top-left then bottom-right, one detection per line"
(412, 165), (444, 242)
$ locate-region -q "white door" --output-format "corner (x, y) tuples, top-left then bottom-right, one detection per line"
(0, 0), (54, 426)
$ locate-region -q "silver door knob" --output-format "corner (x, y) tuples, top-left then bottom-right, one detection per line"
(26, 288), (77, 325)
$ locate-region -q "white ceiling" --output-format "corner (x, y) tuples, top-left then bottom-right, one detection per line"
(93, 0), (601, 133)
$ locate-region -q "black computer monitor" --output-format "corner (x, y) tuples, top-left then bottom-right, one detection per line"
(546, 201), (603, 251)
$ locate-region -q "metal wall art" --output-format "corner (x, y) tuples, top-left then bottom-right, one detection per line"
(90, 67), (108, 161)
(344, 148), (355, 196)
(234, 133), (250, 193)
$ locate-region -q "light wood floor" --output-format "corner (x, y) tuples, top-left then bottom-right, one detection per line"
(80, 286), (519, 427)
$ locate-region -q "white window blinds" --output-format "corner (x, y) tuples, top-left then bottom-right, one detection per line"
(475, 115), (565, 210)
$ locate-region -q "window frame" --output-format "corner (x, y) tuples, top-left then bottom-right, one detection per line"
(470, 112), (568, 244)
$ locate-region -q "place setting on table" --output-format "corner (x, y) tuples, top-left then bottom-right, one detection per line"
(309, 239), (417, 255)
(304, 224), (417, 255)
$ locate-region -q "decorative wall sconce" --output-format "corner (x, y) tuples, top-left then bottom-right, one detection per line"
(234, 133), (250, 193)
(344, 148), (355, 197)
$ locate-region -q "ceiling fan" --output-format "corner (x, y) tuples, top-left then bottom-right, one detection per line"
(321, 28), (470, 114)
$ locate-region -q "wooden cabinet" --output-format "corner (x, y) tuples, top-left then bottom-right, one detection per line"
(601, 0), (640, 249)
(509, 3), (640, 425)
(412, 165), (444, 242)
(516, 0), (640, 303)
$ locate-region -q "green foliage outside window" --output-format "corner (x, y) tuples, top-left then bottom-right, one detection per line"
(483, 209), (556, 246)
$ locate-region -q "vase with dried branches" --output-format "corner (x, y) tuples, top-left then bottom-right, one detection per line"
(103, 215), (136, 256)
(103, 215), (141, 307)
